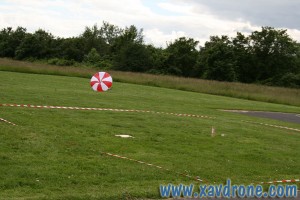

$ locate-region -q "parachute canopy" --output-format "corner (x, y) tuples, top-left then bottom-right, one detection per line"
(90, 72), (113, 92)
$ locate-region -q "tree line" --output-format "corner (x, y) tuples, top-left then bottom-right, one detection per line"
(1, 22), (300, 88)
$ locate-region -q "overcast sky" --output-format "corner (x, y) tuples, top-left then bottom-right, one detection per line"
(1, 0), (299, 47)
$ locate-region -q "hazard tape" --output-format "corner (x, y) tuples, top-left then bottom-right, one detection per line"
(0, 103), (215, 119)
(101, 152), (207, 183)
(2, 103), (298, 185)
(242, 120), (300, 132)
(0, 118), (17, 126)
(255, 179), (300, 185)
(102, 152), (299, 186)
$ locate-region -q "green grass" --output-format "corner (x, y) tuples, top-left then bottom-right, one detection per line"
(0, 71), (300, 199)
(0, 58), (299, 107)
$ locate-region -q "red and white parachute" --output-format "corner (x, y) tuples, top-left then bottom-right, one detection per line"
(90, 72), (113, 92)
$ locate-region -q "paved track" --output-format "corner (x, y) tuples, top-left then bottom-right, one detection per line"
(223, 110), (300, 124)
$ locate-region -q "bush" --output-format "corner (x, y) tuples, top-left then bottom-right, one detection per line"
(47, 58), (75, 66)
(83, 48), (101, 65)
(276, 73), (300, 88)
(97, 60), (112, 70)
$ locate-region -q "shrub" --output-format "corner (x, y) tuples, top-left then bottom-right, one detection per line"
(47, 58), (75, 66)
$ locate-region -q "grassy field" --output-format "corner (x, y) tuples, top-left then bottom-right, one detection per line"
(0, 58), (299, 107)
(0, 71), (300, 199)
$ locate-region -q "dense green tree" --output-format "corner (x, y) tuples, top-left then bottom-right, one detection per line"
(79, 22), (124, 67)
(15, 29), (55, 59)
(200, 36), (237, 81)
(58, 37), (85, 62)
(295, 43), (300, 73)
(248, 27), (298, 82)
(99, 21), (123, 45)
(145, 45), (168, 74)
(0, 27), (27, 57)
(83, 48), (101, 64)
(111, 25), (144, 53)
(274, 43), (300, 88)
(0, 23), (299, 88)
(232, 32), (256, 83)
(165, 37), (200, 77)
(80, 25), (109, 56)
(115, 43), (152, 72)
(112, 25), (152, 72)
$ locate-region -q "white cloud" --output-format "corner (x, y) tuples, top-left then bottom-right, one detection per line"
(0, 0), (299, 47)
(287, 29), (300, 42)
(157, 1), (193, 15)
(144, 28), (187, 47)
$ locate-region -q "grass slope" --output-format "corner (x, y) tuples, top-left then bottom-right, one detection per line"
(0, 71), (299, 199)
(0, 58), (299, 107)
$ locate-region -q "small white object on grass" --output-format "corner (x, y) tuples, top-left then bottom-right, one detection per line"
(221, 134), (225, 137)
(115, 135), (134, 138)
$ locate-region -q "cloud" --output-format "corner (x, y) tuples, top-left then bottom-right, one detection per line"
(180, 0), (300, 29)
(144, 28), (187, 47)
(0, 0), (299, 47)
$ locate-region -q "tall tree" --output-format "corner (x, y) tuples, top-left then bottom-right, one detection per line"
(15, 29), (55, 59)
(200, 36), (237, 81)
(99, 21), (123, 45)
(145, 45), (168, 74)
(80, 25), (109, 56)
(232, 32), (256, 83)
(248, 26), (298, 82)
(0, 27), (27, 58)
(58, 37), (85, 62)
(112, 25), (152, 72)
(165, 37), (200, 77)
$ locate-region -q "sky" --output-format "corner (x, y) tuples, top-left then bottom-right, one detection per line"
(0, 0), (300, 47)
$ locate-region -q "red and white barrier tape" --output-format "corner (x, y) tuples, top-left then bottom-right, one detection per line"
(256, 179), (300, 185)
(102, 152), (299, 186)
(242, 120), (300, 132)
(101, 152), (206, 183)
(2, 103), (298, 185)
(0, 103), (215, 119)
(0, 118), (17, 126)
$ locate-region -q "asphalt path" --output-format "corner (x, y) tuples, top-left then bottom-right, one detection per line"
(191, 110), (300, 199)
(222, 110), (300, 124)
